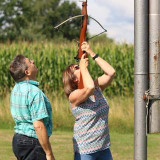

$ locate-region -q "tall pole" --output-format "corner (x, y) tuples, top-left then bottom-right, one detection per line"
(134, 0), (149, 159)
(148, 0), (160, 133)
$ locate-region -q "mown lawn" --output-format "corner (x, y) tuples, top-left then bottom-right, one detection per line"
(0, 129), (159, 160)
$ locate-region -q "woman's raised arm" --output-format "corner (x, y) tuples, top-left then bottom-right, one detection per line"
(81, 42), (115, 91)
(69, 54), (95, 107)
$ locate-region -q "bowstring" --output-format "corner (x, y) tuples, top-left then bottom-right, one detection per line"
(55, 15), (107, 43)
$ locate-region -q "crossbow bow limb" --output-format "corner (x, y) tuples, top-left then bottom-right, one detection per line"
(54, 0), (107, 88)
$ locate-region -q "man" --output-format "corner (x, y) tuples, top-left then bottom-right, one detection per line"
(9, 55), (55, 160)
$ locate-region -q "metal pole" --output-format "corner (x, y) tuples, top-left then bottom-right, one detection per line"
(148, 0), (160, 133)
(134, 0), (149, 159)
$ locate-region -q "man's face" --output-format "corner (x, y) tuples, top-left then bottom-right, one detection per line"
(25, 58), (38, 80)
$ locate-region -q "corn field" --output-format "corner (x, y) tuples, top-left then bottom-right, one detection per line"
(0, 41), (134, 97)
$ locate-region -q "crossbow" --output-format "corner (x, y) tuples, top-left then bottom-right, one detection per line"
(54, 0), (107, 60)
(54, 0), (107, 88)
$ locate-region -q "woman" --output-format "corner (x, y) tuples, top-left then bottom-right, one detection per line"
(63, 42), (115, 160)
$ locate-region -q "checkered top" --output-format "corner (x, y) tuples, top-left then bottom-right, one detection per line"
(71, 86), (110, 154)
(10, 80), (52, 138)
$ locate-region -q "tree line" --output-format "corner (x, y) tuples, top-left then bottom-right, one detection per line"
(0, 0), (86, 42)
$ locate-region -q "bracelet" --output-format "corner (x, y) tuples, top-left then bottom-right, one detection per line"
(92, 54), (99, 60)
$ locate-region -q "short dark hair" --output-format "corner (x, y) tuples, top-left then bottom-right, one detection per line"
(9, 55), (28, 82)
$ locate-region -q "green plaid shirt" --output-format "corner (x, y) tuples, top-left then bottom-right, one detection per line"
(10, 80), (52, 138)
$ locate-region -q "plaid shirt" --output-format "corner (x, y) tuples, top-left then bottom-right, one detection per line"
(10, 80), (52, 138)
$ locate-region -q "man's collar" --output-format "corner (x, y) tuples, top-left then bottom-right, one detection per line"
(16, 80), (39, 86)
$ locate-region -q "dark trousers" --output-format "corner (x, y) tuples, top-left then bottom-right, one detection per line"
(12, 133), (46, 160)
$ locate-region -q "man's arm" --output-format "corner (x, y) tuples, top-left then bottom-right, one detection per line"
(33, 120), (55, 160)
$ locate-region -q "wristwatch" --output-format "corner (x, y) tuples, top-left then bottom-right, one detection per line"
(92, 54), (99, 60)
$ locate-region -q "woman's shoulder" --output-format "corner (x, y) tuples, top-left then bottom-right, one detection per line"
(94, 83), (102, 92)
(69, 89), (80, 107)
(69, 89), (78, 101)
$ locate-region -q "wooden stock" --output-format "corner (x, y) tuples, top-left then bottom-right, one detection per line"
(78, 1), (87, 89)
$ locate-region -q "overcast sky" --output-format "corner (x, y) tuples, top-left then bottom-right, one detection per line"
(69, 0), (134, 44)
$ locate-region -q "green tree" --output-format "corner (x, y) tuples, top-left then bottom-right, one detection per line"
(42, 1), (82, 40)
(0, 0), (36, 41)
(90, 34), (114, 44)
(0, 0), (84, 42)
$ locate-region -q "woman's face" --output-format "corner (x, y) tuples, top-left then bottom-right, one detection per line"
(72, 65), (80, 82)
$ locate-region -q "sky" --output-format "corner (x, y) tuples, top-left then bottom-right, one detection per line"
(69, 0), (134, 44)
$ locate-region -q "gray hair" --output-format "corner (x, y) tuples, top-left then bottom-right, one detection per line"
(9, 55), (28, 82)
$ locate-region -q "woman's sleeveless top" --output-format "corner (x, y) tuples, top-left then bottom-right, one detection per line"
(71, 86), (110, 154)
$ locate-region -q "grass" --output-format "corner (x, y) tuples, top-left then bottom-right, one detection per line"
(108, 96), (134, 133)
(2, 94), (154, 159)
(0, 130), (160, 160)
(0, 93), (134, 133)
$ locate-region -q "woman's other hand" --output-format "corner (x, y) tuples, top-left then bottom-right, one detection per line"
(79, 53), (89, 70)
(81, 42), (96, 57)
